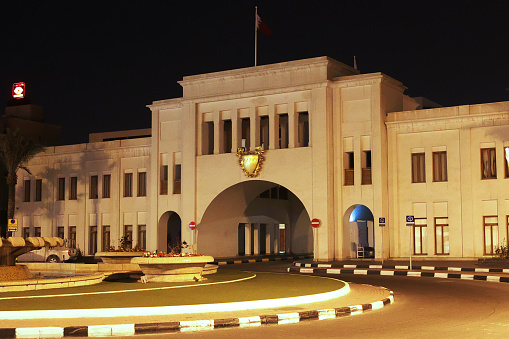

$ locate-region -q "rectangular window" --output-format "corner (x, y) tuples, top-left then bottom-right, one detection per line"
(57, 177), (65, 201)
(89, 226), (97, 254)
(411, 153), (426, 183)
(34, 227), (41, 237)
(124, 172), (133, 197)
(137, 172), (147, 197)
(223, 120), (232, 153)
(69, 226), (77, 248)
(298, 112), (309, 147)
(124, 225), (133, 249)
(433, 151), (448, 182)
(138, 225), (146, 250)
(23, 227), (30, 239)
(160, 165), (168, 195)
(483, 216), (498, 255)
(35, 179), (42, 201)
(481, 148), (497, 179)
(57, 226), (65, 240)
(23, 180), (31, 202)
(102, 226), (110, 251)
(505, 147), (509, 178)
(90, 175), (98, 199)
(344, 152), (354, 186)
(69, 176), (77, 200)
(435, 217), (450, 254)
(241, 118), (251, 150)
(203, 121), (214, 155)
(413, 218), (427, 255)
(102, 174), (110, 198)
(173, 164), (181, 194)
(362, 151), (372, 185)
(278, 114), (289, 149)
(260, 116), (269, 150)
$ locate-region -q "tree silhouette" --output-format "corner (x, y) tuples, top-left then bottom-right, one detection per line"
(0, 128), (44, 227)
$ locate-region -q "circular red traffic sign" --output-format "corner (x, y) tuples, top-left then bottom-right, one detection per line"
(311, 218), (321, 228)
(189, 221), (196, 230)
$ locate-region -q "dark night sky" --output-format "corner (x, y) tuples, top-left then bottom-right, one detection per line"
(1, 1), (508, 145)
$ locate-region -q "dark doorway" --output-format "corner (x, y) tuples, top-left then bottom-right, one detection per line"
(238, 223), (245, 256)
(167, 212), (181, 253)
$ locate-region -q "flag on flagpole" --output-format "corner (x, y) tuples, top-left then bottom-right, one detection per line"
(353, 55), (358, 70)
(256, 13), (272, 36)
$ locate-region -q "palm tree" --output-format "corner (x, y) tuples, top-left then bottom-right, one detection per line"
(0, 128), (44, 233)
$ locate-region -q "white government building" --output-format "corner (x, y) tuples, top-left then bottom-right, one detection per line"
(14, 56), (509, 261)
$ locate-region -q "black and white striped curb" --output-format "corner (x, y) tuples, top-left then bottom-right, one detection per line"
(0, 292), (394, 338)
(289, 265), (509, 283)
(294, 262), (509, 273)
(214, 255), (312, 266)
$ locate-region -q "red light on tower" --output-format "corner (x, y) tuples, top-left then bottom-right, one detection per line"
(12, 82), (25, 99)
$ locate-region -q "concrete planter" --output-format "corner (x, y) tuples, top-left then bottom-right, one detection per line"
(131, 256), (214, 282)
(96, 252), (145, 264)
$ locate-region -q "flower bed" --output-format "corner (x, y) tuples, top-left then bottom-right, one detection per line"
(95, 251), (145, 264)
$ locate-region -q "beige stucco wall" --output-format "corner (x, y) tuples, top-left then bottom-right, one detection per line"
(16, 138), (151, 255)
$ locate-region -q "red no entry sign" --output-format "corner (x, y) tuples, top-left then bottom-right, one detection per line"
(189, 221), (196, 230)
(311, 218), (321, 228)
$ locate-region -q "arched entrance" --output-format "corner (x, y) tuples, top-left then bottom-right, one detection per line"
(157, 211), (181, 253)
(198, 180), (312, 258)
(343, 204), (374, 258)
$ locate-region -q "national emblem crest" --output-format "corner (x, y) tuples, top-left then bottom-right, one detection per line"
(237, 146), (265, 178)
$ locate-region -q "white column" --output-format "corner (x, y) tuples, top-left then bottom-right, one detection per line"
(253, 224), (259, 255)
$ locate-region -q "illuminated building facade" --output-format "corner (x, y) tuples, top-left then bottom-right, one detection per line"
(13, 57), (509, 260)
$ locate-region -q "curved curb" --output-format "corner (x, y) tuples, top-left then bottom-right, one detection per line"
(288, 265), (509, 283)
(0, 285), (394, 338)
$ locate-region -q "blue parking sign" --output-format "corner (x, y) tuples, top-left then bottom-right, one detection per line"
(406, 215), (415, 226)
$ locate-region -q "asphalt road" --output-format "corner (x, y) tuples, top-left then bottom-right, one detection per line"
(107, 261), (509, 338)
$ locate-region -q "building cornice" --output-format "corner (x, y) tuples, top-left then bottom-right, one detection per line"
(386, 110), (509, 133)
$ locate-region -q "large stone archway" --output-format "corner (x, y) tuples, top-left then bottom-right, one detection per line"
(197, 180), (312, 258)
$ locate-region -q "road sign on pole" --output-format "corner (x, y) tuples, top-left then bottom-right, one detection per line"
(311, 218), (321, 228)
(8, 219), (18, 232)
(406, 215), (414, 270)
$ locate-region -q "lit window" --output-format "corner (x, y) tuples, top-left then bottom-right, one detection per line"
(102, 174), (111, 198)
(35, 179), (42, 201)
(102, 226), (110, 251)
(344, 152), (354, 186)
(435, 217), (450, 255)
(223, 120), (232, 153)
(57, 178), (65, 201)
(173, 164), (181, 194)
(23, 180), (31, 202)
(160, 165), (168, 195)
(433, 151), (447, 182)
(362, 151), (372, 185)
(124, 173), (133, 197)
(483, 216), (498, 255)
(138, 172), (146, 197)
(411, 153), (425, 183)
(90, 175), (98, 199)
(481, 148), (497, 179)
(278, 114), (289, 149)
(298, 112), (309, 147)
(69, 176), (77, 200)
(414, 218), (427, 255)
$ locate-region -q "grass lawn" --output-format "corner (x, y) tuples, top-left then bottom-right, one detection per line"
(0, 269), (345, 311)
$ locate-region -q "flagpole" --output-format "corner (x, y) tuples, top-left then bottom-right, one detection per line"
(254, 6), (258, 66)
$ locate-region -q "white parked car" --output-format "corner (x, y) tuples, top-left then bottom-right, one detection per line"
(17, 246), (72, 263)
